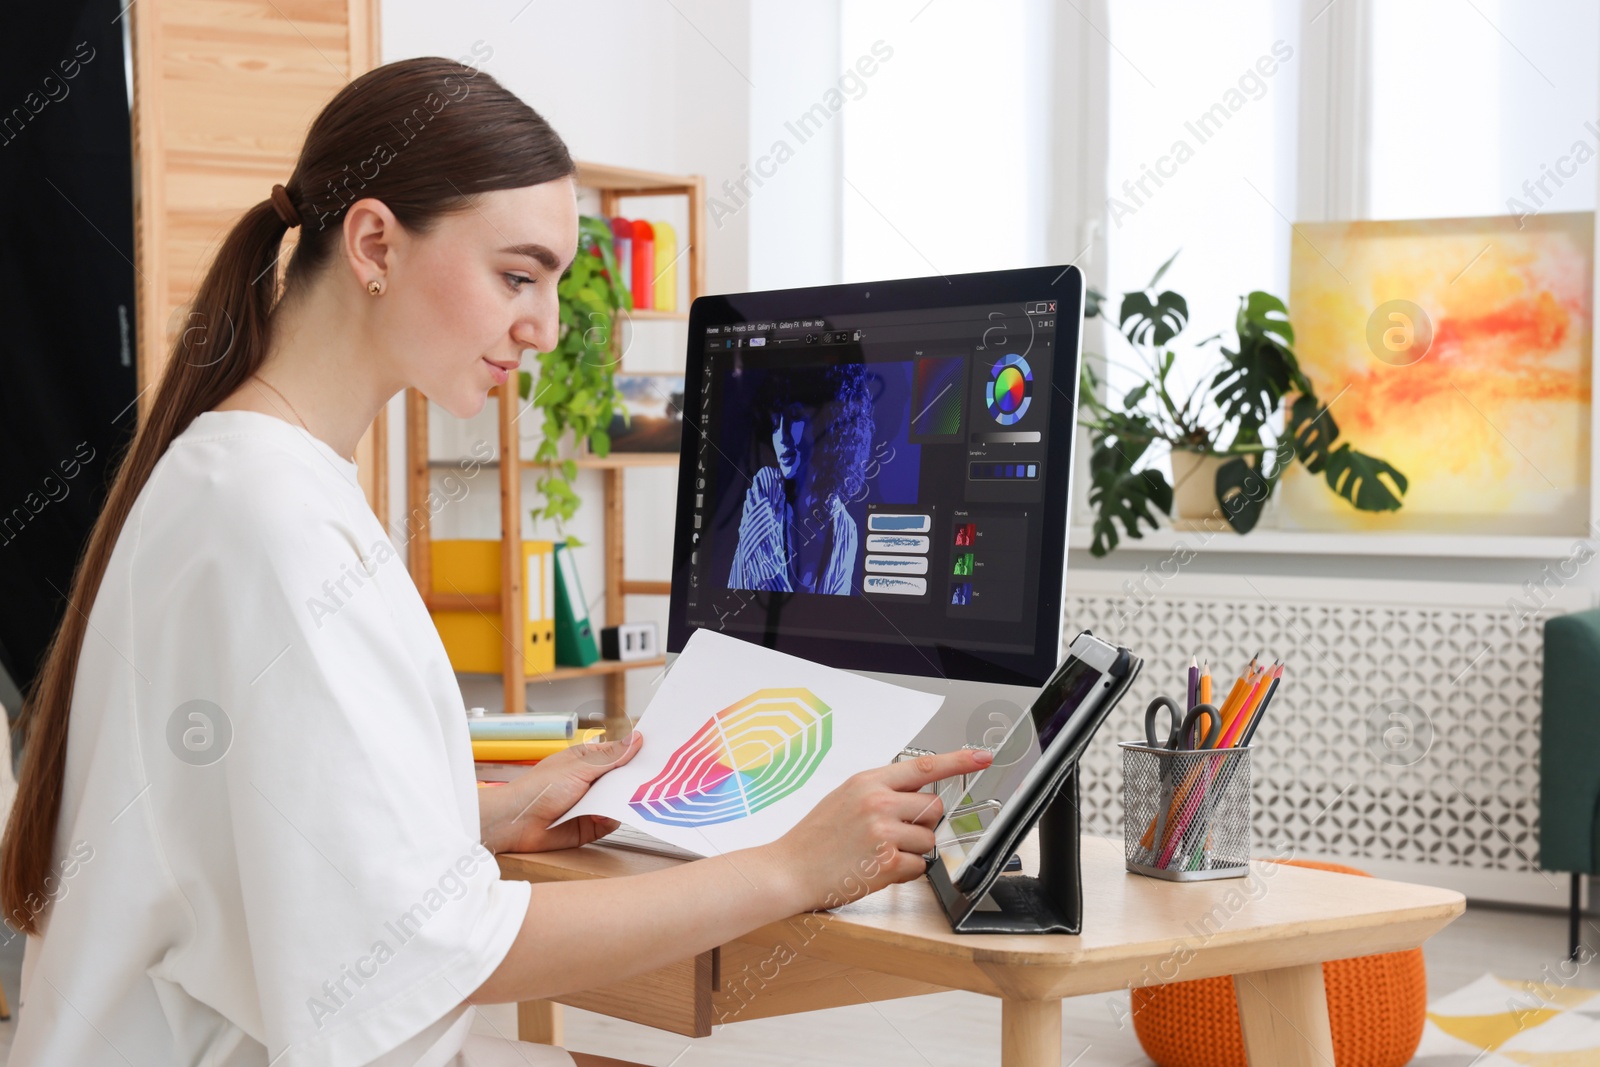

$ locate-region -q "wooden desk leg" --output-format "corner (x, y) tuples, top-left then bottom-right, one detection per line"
(1001, 998), (1061, 1066)
(517, 1000), (563, 1045)
(1233, 964), (1336, 1067)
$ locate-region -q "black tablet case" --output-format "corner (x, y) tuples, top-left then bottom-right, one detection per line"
(926, 643), (1143, 934)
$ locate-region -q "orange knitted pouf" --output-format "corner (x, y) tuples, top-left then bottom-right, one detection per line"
(1130, 859), (1428, 1067)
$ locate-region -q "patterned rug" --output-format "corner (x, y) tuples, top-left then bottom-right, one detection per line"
(1412, 973), (1600, 1065)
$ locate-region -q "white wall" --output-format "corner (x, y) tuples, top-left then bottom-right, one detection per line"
(839, 0), (1056, 283)
(381, 0), (754, 714)
(383, 0), (753, 291)
(746, 1), (843, 290)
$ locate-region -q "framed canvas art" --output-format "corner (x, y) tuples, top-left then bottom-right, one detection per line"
(1285, 212), (1593, 536)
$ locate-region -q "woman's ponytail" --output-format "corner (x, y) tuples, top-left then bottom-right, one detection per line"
(0, 55), (573, 932)
(0, 194), (290, 933)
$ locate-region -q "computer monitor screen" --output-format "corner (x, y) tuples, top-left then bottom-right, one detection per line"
(666, 265), (1085, 687)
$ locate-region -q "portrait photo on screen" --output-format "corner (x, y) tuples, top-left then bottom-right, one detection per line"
(720, 360), (920, 597)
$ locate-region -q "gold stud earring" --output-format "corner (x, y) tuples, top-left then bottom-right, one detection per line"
(367, 280), (383, 296)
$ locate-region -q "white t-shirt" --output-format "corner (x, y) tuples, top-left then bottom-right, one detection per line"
(11, 409), (537, 1066)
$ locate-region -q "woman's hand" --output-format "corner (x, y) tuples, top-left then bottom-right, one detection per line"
(479, 732), (643, 855)
(768, 748), (993, 912)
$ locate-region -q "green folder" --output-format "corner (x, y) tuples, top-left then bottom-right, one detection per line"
(552, 542), (600, 667)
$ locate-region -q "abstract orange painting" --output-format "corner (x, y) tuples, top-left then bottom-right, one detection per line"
(1284, 213), (1592, 535)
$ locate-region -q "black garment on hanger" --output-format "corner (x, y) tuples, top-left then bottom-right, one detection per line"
(0, 0), (137, 704)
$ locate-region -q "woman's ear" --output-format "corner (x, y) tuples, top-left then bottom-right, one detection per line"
(343, 197), (402, 291)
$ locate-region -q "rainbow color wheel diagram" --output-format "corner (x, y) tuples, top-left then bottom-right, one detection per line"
(985, 353), (1032, 426)
(629, 688), (833, 828)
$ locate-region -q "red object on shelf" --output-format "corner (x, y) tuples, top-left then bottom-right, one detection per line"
(610, 217), (633, 303)
(630, 220), (655, 310)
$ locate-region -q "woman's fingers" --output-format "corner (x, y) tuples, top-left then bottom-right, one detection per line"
(559, 730), (643, 782)
(579, 815), (621, 844)
(881, 748), (992, 793)
(883, 788), (944, 828)
(531, 813), (620, 852)
(878, 818), (937, 859)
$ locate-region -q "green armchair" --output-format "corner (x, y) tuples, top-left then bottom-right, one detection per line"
(1541, 608), (1600, 960)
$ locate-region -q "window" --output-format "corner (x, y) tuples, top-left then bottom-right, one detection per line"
(1101, 0), (1301, 448)
(1368, 0), (1598, 221)
(840, 0), (1050, 283)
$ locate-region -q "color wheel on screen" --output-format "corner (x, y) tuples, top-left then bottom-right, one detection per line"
(629, 688), (833, 828)
(985, 353), (1032, 425)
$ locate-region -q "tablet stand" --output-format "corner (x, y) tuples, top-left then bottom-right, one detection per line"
(921, 634), (1142, 935)
(925, 765), (1084, 934)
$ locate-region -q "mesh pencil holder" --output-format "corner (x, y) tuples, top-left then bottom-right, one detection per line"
(1120, 741), (1252, 881)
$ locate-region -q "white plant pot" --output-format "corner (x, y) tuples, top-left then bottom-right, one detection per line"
(1169, 450), (1231, 530)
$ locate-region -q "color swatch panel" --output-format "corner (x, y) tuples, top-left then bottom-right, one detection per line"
(629, 688), (833, 827)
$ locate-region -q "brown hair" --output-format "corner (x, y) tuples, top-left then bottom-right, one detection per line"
(0, 56), (574, 932)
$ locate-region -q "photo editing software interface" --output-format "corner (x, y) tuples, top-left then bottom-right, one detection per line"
(683, 300), (1063, 656)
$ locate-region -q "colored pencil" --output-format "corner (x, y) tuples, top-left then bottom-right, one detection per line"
(1139, 658), (1253, 855)
(1216, 662), (1276, 749)
(1227, 663), (1281, 748)
(1184, 672), (1283, 871)
(1163, 664), (1281, 867)
(1139, 654), (1290, 867)
(1146, 663), (1254, 854)
(1212, 666), (1259, 745)
(1239, 670), (1283, 748)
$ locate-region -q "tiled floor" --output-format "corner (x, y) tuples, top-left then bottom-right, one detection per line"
(0, 902), (1589, 1064)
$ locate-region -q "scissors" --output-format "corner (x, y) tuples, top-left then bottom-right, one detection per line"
(1144, 695), (1221, 751)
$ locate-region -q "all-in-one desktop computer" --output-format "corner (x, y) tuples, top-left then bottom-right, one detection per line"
(664, 264), (1086, 755)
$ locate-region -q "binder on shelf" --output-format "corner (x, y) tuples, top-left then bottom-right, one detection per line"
(652, 221), (677, 312)
(924, 644), (1143, 934)
(429, 539), (556, 675)
(630, 220), (655, 310)
(553, 541), (600, 667)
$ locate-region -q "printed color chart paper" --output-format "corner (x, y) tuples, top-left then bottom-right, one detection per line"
(562, 629), (945, 856)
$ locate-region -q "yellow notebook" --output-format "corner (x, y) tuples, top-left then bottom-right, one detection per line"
(472, 729), (604, 763)
(429, 540), (555, 675)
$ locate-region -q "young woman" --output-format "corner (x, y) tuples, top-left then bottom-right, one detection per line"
(0, 58), (988, 1067)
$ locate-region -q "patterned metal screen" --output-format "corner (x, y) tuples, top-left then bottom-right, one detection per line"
(1063, 568), (1591, 903)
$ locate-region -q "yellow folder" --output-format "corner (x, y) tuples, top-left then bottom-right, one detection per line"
(429, 539), (556, 675)
(652, 221), (677, 312)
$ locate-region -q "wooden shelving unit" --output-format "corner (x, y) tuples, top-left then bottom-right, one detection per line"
(405, 161), (702, 718)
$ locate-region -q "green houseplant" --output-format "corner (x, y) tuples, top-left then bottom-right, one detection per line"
(516, 214), (632, 539)
(1079, 253), (1408, 556)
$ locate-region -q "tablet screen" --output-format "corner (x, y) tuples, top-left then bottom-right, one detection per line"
(1034, 656), (1104, 747)
(933, 654), (1108, 878)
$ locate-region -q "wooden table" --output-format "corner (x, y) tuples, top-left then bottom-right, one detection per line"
(498, 835), (1464, 1066)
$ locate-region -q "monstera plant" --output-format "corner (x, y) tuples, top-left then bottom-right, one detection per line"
(1079, 253), (1408, 556)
